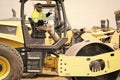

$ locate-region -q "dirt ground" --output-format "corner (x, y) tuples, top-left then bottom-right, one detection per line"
(21, 70), (120, 80)
(21, 71), (69, 80)
(22, 77), (68, 80)
(22, 76), (120, 80)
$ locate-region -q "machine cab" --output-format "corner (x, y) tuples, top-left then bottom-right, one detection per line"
(23, 0), (71, 46)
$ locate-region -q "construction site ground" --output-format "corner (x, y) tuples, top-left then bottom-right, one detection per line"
(21, 70), (120, 80)
(21, 70), (68, 80)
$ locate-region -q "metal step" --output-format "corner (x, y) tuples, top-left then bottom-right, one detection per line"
(27, 70), (41, 72)
(27, 56), (41, 59)
(27, 52), (43, 73)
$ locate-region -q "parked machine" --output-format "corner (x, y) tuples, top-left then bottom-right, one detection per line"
(0, 0), (120, 80)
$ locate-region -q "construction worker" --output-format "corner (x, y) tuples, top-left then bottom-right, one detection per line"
(31, 3), (59, 42)
(31, 3), (52, 44)
(31, 3), (51, 25)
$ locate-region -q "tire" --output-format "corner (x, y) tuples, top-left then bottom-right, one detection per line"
(0, 43), (23, 80)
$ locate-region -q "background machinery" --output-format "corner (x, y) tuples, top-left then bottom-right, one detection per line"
(0, 0), (120, 80)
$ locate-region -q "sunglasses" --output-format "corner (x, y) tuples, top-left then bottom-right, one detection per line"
(37, 6), (42, 8)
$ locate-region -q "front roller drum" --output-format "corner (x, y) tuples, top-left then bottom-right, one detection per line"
(65, 41), (119, 80)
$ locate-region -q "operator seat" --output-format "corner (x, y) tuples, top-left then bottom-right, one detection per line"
(28, 17), (46, 44)
(28, 17), (46, 39)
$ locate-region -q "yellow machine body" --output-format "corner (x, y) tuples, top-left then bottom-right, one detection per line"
(58, 50), (120, 77)
(0, 21), (24, 48)
(0, 0), (120, 80)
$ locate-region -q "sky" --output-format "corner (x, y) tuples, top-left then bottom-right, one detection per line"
(0, 0), (120, 29)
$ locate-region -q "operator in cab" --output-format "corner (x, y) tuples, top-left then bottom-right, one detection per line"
(31, 3), (60, 43)
(31, 3), (52, 44)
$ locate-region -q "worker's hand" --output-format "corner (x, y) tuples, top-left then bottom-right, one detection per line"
(37, 20), (44, 26)
(46, 12), (52, 17)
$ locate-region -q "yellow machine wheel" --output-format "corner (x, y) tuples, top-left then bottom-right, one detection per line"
(0, 56), (10, 79)
(66, 41), (119, 80)
(0, 43), (23, 80)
